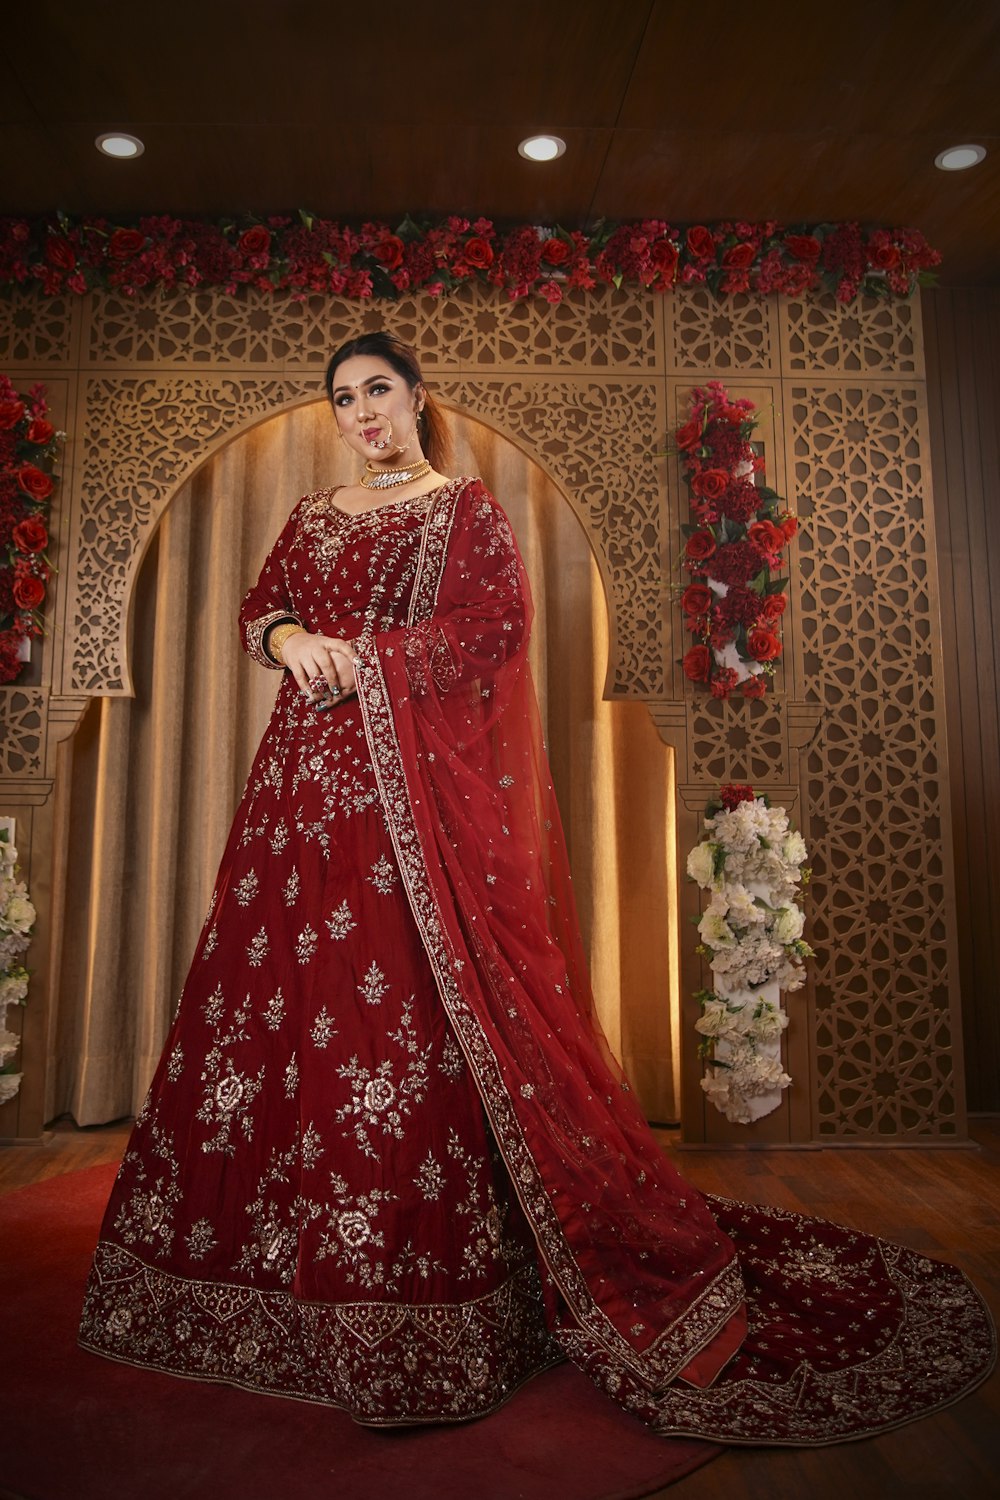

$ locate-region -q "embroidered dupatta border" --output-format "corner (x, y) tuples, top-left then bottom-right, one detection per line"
(354, 480), (743, 1391)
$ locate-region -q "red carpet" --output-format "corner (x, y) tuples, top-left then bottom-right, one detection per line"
(0, 1165), (717, 1500)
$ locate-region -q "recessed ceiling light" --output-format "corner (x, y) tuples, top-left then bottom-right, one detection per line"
(96, 132), (145, 159)
(934, 143), (986, 172)
(518, 135), (566, 163)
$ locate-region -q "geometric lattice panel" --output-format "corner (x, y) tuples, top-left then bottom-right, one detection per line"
(688, 696), (789, 784)
(83, 283), (661, 374)
(666, 289), (778, 374)
(71, 376), (321, 693)
(0, 288), (74, 365)
(0, 689), (46, 777)
(792, 382), (955, 1136)
(443, 377), (664, 696)
(783, 295), (919, 376)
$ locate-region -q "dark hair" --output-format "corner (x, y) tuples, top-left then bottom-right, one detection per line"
(324, 332), (451, 472)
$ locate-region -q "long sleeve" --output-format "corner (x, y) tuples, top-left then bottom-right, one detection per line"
(238, 502), (303, 668)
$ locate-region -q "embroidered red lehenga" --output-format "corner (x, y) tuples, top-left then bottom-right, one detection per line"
(80, 477), (994, 1442)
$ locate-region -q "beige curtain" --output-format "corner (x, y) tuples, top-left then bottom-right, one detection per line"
(49, 401), (679, 1126)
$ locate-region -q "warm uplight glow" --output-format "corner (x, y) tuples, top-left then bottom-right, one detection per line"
(96, 132), (145, 159)
(934, 144), (986, 172)
(518, 135), (566, 162)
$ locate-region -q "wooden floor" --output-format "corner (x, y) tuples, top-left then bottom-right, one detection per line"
(2, 1117), (998, 1498)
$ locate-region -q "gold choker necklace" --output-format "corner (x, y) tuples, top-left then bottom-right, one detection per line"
(360, 458), (432, 491)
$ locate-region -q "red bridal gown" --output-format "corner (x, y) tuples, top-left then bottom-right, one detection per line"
(80, 477), (994, 1442)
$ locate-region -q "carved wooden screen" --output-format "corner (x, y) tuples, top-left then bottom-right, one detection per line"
(0, 282), (964, 1145)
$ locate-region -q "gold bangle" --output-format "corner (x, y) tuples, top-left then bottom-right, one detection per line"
(267, 621), (305, 665)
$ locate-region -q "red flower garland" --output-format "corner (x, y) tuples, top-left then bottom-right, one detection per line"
(0, 377), (57, 684)
(0, 213), (940, 303)
(676, 383), (796, 701)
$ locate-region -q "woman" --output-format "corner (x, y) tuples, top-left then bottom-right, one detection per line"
(80, 334), (993, 1441)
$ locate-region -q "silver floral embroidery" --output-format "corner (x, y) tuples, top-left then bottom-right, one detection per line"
(311, 1007), (338, 1049)
(326, 899), (357, 940)
(247, 927), (269, 967)
(185, 1218), (218, 1261)
(283, 1053), (299, 1099)
(367, 854), (398, 894)
(334, 997), (431, 1159)
(261, 987), (285, 1031)
(234, 871), (260, 906)
(358, 960), (389, 1006)
(296, 924), (318, 964)
(270, 819), (289, 854)
(166, 1045), (184, 1082)
(202, 927), (218, 959)
(282, 869), (301, 904)
(414, 1151), (446, 1201)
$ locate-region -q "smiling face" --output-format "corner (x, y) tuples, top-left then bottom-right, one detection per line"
(330, 355), (425, 464)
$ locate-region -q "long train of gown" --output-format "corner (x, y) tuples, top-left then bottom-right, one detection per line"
(79, 480), (994, 1441)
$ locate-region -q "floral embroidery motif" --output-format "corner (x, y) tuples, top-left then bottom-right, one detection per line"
(367, 854), (398, 894)
(295, 924), (318, 964)
(334, 997), (430, 1160)
(310, 1007), (337, 1049)
(246, 927), (269, 968)
(282, 869), (301, 904)
(185, 1218), (218, 1261)
(358, 960), (388, 1006)
(326, 899), (356, 940)
(261, 987), (285, 1031)
(234, 871), (260, 906)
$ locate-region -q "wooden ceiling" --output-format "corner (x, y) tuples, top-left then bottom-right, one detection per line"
(3, 0), (1000, 286)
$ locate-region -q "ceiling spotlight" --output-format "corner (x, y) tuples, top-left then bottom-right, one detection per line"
(934, 144), (986, 172)
(518, 135), (566, 163)
(96, 132), (145, 159)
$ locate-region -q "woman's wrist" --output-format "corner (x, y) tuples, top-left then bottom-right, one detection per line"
(266, 620), (306, 665)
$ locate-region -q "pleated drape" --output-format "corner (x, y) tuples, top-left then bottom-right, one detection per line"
(48, 401), (679, 1125)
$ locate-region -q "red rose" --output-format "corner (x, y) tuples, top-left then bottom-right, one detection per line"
(109, 228), (145, 260)
(742, 676), (768, 700)
(720, 782), (756, 809)
(26, 417), (54, 446)
(722, 242), (755, 269)
(371, 234), (404, 269)
(684, 529), (717, 562)
(748, 520), (784, 553)
(12, 517), (48, 554)
(870, 243), (901, 270)
(239, 226), (271, 256)
(541, 237), (571, 266)
(682, 645), (712, 682)
(747, 627), (782, 662)
(45, 237), (76, 270)
(785, 235), (821, 262)
(13, 573), (45, 610)
(761, 593), (787, 620)
(779, 513), (798, 540)
(463, 236), (494, 268)
(691, 468), (729, 501)
(675, 416), (703, 452)
(681, 583), (713, 616)
(0, 401), (25, 431)
(650, 238), (678, 277)
(686, 226), (716, 260)
(16, 465), (53, 501)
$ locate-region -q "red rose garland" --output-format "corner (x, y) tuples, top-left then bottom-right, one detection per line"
(0, 213), (939, 304)
(0, 377), (57, 684)
(676, 383), (796, 701)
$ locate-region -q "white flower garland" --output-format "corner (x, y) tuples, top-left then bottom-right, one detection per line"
(687, 789), (811, 1124)
(0, 824), (35, 1107)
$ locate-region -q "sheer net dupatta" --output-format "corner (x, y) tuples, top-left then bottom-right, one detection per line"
(354, 477), (746, 1398)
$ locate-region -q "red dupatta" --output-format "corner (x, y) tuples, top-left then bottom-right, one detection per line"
(353, 476), (746, 1400)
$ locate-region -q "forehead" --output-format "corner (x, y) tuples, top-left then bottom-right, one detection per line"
(331, 354), (403, 391)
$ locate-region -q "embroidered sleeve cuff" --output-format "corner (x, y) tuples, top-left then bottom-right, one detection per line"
(245, 611), (300, 669)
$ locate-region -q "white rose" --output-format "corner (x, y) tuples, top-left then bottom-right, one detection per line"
(772, 905), (805, 944)
(782, 831), (807, 867)
(1, 892), (35, 936)
(747, 1003), (790, 1041)
(694, 1000), (733, 1037)
(0, 973), (28, 1008)
(724, 884), (766, 928)
(700, 1070), (732, 1110)
(699, 911), (736, 948)
(686, 842), (718, 889)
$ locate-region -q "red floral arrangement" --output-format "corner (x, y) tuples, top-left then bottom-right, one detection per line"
(0, 377), (57, 684)
(676, 383), (796, 701)
(0, 213), (940, 304)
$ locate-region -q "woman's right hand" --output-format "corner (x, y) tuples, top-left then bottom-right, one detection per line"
(278, 630), (358, 702)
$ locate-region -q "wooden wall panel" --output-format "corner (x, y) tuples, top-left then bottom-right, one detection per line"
(923, 288), (1000, 1112)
